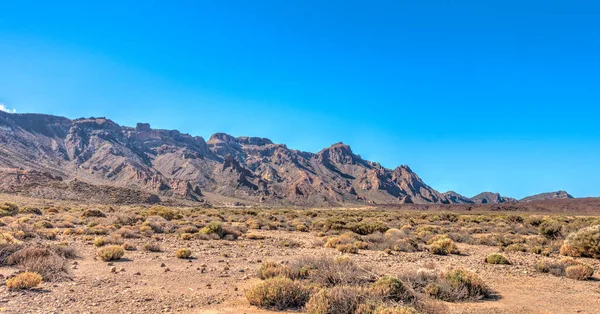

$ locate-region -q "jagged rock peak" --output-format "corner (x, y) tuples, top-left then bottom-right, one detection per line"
(208, 133), (273, 146)
(520, 190), (574, 202)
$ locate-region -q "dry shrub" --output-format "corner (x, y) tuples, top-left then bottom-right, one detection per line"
(259, 261), (292, 280)
(402, 268), (489, 302)
(325, 232), (359, 248)
(6, 271), (42, 290)
(6, 247), (70, 281)
(200, 221), (224, 237)
(175, 248), (192, 259)
(535, 259), (565, 276)
(428, 238), (459, 255)
(336, 243), (359, 254)
(144, 206), (180, 220)
(143, 243), (162, 252)
(560, 225), (600, 258)
(301, 256), (371, 287)
(82, 209), (106, 218)
(305, 285), (368, 314)
(539, 220), (563, 240)
(246, 276), (310, 310)
(19, 207), (42, 215)
(371, 276), (415, 303)
(246, 233), (265, 240)
(97, 245), (124, 261)
(370, 306), (419, 314)
(485, 253), (511, 265)
(0, 202), (19, 217)
(565, 264), (594, 280)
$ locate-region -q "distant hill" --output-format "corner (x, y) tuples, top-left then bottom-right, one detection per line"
(471, 192), (518, 204)
(520, 190), (574, 202)
(443, 191), (474, 204)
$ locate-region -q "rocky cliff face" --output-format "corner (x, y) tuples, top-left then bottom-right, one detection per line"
(520, 190), (574, 202)
(471, 192), (518, 204)
(0, 111), (455, 205)
(443, 191), (474, 204)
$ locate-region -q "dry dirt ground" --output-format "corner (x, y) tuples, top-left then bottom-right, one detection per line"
(1, 228), (599, 314)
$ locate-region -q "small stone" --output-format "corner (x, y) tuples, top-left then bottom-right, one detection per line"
(119, 267), (125, 272)
(160, 263), (166, 267)
(200, 264), (207, 268)
(107, 262), (114, 266)
(134, 272), (141, 275)
(164, 268), (170, 273)
(110, 266), (117, 273)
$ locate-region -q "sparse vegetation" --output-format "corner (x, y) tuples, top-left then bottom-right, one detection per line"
(485, 253), (511, 265)
(6, 271), (43, 290)
(97, 245), (124, 261)
(246, 276), (310, 310)
(560, 225), (600, 258)
(175, 248), (192, 258)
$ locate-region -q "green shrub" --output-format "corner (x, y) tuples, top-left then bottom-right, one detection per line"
(200, 221), (224, 238)
(246, 276), (310, 310)
(485, 253), (511, 265)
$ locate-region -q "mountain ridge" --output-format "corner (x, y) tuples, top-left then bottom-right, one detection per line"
(0, 111), (452, 205)
(0, 111), (579, 206)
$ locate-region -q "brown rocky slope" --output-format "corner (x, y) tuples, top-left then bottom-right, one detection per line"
(0, 111), (454, 206)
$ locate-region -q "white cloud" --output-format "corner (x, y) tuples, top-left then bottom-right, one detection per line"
(0, 103), (16, 113)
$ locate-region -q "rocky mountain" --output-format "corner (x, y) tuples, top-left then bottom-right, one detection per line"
(0, 111), (454, 206)
(520, 190), (573, 202)
(471, 192), (518, 204)
(443, 191), (474, 204)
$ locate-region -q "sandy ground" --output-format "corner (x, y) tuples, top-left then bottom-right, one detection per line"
(1, 229), (599, 314)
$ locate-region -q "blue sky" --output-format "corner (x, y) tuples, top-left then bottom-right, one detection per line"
(1, 1), (599, 198)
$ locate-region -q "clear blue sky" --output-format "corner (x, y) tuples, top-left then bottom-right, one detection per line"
(1, 1), (599, 198)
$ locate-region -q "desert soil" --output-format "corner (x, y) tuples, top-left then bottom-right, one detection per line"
(1, 229), (599, 314)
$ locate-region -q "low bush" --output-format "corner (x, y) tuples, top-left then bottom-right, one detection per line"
(305, 286), (367, 314)
(539, 220), (563, 240)
(143, 243), (162, 252)
(565, 264), (594, 281)
(6, 246), (70, 281)
(371, 276), (415, 303)
(97, 245), (124, 261)
(82, 209), (106, 218)
(0, 203), (19, 217)
(485, 253), (511, 265)
(246, 276), (310, 310)
(175, 248), (192, 259)
(560, 225), (600, 258)
(259, 261), (292, 280)
(6, 271), (42, 290)
(429, 238), (459, 255)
